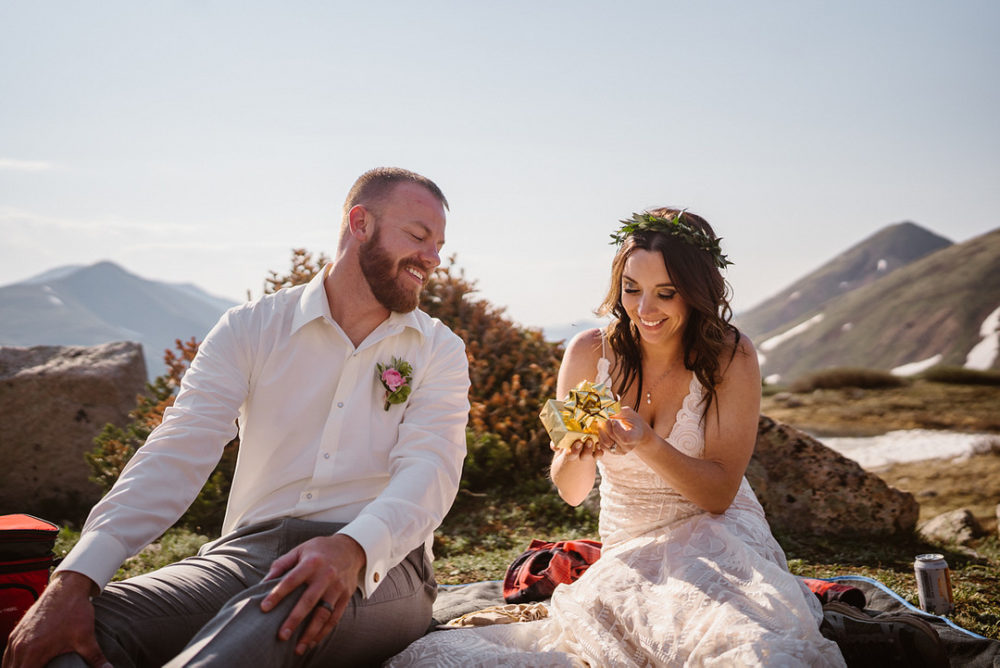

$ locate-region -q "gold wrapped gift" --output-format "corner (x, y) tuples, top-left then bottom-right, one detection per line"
(539, 380), (621, 450)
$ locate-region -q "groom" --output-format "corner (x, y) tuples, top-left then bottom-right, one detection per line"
(4, 167), (471, 667)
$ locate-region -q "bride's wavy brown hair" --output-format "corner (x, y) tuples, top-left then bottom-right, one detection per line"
(597, 208), (740, 419)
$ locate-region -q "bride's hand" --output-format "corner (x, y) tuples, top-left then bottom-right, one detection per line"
(553, 437), (604, 461)
(599, 407), (654, 455)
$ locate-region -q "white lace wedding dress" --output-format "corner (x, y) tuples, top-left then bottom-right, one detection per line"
(387, 375), (846, 667)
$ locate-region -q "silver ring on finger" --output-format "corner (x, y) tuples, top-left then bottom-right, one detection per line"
(318, 599), (334, 613)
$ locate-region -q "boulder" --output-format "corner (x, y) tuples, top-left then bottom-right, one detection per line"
(0, 342), (146, 524)
(918, 508), (985, 546)
(748, 415), (919, 536)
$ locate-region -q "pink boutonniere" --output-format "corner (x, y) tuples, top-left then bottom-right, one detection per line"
(377, 357), (413, 411)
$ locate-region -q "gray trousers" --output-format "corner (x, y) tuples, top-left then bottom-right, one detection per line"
(50, 518), (436, 668)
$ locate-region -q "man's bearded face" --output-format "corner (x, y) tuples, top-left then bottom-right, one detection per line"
(359, 225), (427, 313)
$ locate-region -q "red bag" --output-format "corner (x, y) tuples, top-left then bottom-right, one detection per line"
(801, 578), (867, 609)
(1, 514), (59, 650)
(503, 539), (602, 604)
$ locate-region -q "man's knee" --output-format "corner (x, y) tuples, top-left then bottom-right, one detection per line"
(44, 654), (90, 668)
(314, 548), (436, 665)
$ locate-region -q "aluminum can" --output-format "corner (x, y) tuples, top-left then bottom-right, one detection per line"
(914, 553), (954, 614)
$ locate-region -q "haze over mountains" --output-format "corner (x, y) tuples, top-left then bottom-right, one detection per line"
(0, 261), (238, 378)
(2, 221), (998, 384)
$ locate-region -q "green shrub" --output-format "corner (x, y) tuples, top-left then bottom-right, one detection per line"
(419, 260), (562, 478)
(789, 367), (907, 392)
(919, 365), (1000, 386)
(86, 375), (173, 493)
(462, 430), (516, 492)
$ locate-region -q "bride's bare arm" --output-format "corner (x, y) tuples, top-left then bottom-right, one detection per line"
(598, 335), (761, 514)
(549, 329), (606, 506)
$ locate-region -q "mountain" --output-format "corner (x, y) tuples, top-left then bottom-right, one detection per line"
(0, 262), (239, 378)
(746, 227), (1000, 383)
(735, 222), (953, 340)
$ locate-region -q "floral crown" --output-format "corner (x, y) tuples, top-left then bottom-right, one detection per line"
(609, 211), (733, 269)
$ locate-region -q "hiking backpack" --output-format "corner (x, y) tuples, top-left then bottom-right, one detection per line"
(1, 514), (59, 650)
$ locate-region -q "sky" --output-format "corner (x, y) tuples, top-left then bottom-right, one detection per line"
(2, 1), (998, 332)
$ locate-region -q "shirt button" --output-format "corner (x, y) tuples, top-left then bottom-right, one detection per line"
(337, 402), (344, 408)
(306, 493), (313, 499)
(323, 453), (330, 459)
(373, 572), (380, 583)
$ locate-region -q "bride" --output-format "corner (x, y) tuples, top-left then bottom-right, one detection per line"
(388, 209), (845, 667)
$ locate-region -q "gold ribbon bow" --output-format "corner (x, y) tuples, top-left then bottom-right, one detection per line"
(539, 380), (621, 450)
(562, 381), (620, 434)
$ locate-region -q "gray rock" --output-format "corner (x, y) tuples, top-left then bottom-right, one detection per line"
(748, 415), (919, 536)
(918, 508), (985, 546)
(0, 342), (146, 524)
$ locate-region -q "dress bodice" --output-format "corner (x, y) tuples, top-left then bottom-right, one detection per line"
(596, 373), (710, 547)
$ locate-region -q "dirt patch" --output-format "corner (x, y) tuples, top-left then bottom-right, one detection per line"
(875, 452), (1000, 534)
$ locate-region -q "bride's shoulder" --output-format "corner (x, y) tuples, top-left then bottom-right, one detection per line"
(564, 327), (605, 361)
(729, 329), (756, 354)
(718, 329), (760, 381)
(558, 328), (608, 384)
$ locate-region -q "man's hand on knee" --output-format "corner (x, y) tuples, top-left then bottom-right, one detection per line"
(2, 572), (111, 668)
(260, 533), (366, 656)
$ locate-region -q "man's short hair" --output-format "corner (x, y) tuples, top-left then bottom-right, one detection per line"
(342, 167), (449, 226)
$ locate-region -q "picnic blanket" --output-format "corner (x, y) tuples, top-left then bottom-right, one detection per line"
(429, 576), (1000, 667)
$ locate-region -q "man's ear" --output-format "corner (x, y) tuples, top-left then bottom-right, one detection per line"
(347, 204), (374, 242)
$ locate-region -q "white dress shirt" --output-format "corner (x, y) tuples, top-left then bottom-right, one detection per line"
(58, 265), (471, 598)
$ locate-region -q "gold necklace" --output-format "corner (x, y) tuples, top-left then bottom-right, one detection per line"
(643, 358), (680, 405)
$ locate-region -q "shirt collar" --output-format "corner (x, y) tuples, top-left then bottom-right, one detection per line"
(290, 264), (428, 342)
(384, 308), (427, 342)
(290, 264), (335, 335)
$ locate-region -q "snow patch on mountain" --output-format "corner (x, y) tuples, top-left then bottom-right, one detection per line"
(965, 305), (1000, 370)
(891, 354), (942, 376)
(759, 313), (824, 352)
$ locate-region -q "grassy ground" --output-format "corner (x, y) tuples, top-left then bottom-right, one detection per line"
(53, 379), (1000, 640)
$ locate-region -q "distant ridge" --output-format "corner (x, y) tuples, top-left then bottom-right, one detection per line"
(747, 227), (1000, 382)
(0, 262), (239, 378)
(736, 222), (953, 340)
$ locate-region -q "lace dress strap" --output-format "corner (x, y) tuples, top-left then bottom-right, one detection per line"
(596, 329), (612, 387)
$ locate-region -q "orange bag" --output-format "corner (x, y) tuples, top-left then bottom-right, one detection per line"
(1, 514), (59, 650)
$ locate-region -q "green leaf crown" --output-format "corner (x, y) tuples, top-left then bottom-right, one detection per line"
(609, 211), (733, 269)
